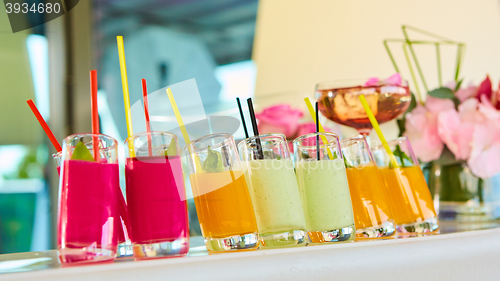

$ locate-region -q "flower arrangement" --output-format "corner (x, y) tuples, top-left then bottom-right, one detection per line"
(402, 76), (500, 179)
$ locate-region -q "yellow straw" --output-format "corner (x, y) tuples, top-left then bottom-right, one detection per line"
(304, 98), (334, 159)
(166, 88), (191, 145)
(166, 88), (202, 171)
(358, 95), (399, 168)
(117, 36), (135, 157)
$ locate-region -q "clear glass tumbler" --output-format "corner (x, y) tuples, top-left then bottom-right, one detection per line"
(293, 132), (355, 243)
(185, 133), (259, 252)
(371, 136), (439, 235)
(340, 135), (396, 239)
(238, 133), (307, 248)
(125, 132), (189, 258)
(58, 133), (121, 264)
(54, 150), (132, 258)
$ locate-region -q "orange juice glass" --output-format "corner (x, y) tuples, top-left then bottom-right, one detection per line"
(371, 137), (438, 235)
(341, 136), (396, 238)
(186, 133), (259, 252)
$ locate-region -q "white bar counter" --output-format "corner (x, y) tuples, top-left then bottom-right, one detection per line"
(1, 225), (500, 281)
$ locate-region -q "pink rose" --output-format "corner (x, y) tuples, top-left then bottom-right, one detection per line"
(256, 104), (304, 138)
(468, 121), (500, 178)
(425, 96), (455, 113)
(404, 97), (455, 162)
(405, 106), (443, 162)
(385, 73), (402, 86)
(364, 73), (402, 87)
(437, 109), (474, 160)
(364, 77), (380, 87)
(434, 95), (500, 178)
(455, 83), (477, 102)
(475, 75), (493, 102)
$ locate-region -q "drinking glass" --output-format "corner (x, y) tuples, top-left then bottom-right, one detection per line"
(371, 136), (439, 235)
(340, 135), (396, 238)
(185, 133), (259, 252)
(54, 150), (132, 258)
(58, 133), (121, 264)
(125, 132), (189, 258)
(238, 133), (307, 248)
(316, 79), (411, 136)
(293, 132), (355, 243)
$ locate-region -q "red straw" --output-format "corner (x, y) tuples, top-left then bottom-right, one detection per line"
(90, 70), (100, 161)
(26, 99), (62, 152)
(142, 79), (153, 156)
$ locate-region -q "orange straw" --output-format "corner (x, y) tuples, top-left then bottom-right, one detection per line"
(26, 99), (62, 152)
(142, 79), (153, 156)
(90, 70), (100, 162)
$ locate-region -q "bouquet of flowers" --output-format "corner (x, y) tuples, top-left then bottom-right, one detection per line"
(403, 76), (500, 179)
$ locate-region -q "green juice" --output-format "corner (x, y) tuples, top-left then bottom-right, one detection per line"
(296, 159), (355, 232)
(243, 159), (306, 235)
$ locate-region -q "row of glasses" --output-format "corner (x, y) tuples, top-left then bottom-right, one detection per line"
(184, 132), (439, 251)
(56, 130), (438, 264)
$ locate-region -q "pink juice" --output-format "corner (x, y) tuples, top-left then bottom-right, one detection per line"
(58, 160), (120, 263)
(57, 163), (129, 244)
(125, 155), (189, 253)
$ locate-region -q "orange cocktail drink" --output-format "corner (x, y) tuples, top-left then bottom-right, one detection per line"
(190, 170), (257, 238)
(186, 133), (259, 252)
(372, 137), (438, 235)
(346, 164), (393, 230)
(341, 136), (396, 238)
(378, 166), (436, 224)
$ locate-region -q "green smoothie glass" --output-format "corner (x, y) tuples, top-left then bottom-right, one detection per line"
(293, 132), (355, 244)
(238, 133), (307, 248)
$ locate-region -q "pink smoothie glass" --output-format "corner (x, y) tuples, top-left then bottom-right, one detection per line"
(53, 150), (132, 259)
(124, 132), (189, 259)
(58, 133), (121, 264)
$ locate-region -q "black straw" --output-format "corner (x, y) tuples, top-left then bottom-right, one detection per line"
(236, 98), (249, 139)
(247, 98), (264, 160)
(316, 102), (320, 161)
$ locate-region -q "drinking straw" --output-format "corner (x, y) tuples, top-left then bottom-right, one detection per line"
(315, 102), (320, 161)
(246, 98), (264, 160)
(26, 99), (62, 152)
(236, 97), (249, 138)
(116, 36), (134, 156)
(165, 87), (202, 170)
(90, 70), (100, 161)
(142, 79), (153, 156)
(166, 88), (191, 145)
(303, 98), (333, 159)
(358, 95), (398, 168)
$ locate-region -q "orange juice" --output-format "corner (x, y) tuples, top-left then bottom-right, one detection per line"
(190, 170), (258, 238)
(378, 166), (436, 225)
(345, 164), (393, 230)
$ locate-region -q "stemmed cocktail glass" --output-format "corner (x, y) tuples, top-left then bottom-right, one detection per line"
(315, 79), (411, 136)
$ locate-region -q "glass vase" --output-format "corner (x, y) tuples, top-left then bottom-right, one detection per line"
(426, 162), (500, 222)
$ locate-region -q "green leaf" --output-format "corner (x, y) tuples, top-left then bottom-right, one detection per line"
(455, 79), (464, 92)
(407, 92), (417, 113)
(392, 145), (411, 168)
(165, 139), (177, 157)
(342, 153), (353, 168)
(428, 87), (454, 99)
(427, 87), (460, 107)
(71, 141), (95, 162)
(202, 146), (224, 173)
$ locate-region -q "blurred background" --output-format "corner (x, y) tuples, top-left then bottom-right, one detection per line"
(0, 0), (499, 253)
